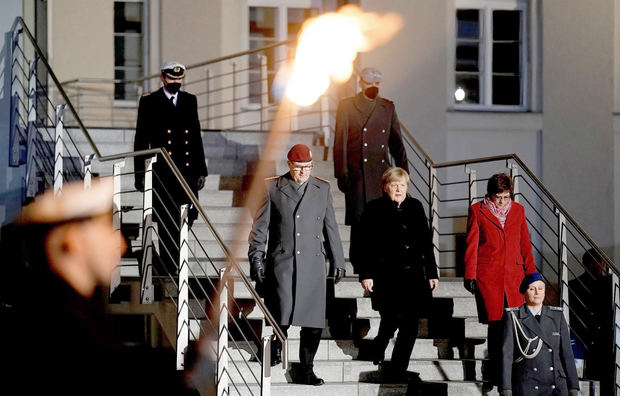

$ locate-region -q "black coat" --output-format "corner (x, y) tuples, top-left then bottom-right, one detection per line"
(502, 304), (580, 396)
(333, 93), (409, 225)
(358, 195), (438, 314)
(133, 88), (208, 192)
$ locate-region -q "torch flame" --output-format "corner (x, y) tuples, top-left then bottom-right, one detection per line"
(285, 5), (403, 106)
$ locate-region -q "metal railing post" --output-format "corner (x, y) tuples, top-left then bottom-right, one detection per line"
(206, 68), (212, 129)
(320, 94), (330, 143)
(25, 123), (38, 199)
(465, 166), (477, 205)
(177, 204), (190, 370)
(232, 62), (237, 129)
(261, 335), (272, 396)
(54, 104), (66, 196)
(556, 208), (569, 321)
(260, 55), (268, 131)
(217, 267), (229, 396)
(507, 161), (520, 203)
(428, 162), (440, 272)
(140, 155), (157, 304)
(611, 271), (620, 395)
(27, 59), (37, 124)
(110, 160), (125, 296)
(83, 154), (95, 189)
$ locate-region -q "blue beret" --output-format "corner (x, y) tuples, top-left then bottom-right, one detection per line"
(519, 272), (544, 293)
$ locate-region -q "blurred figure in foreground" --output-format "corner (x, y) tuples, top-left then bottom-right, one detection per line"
(1, 180), (197, 395)
(568, 248), (613, 394)
(502, 273), (579, 396)
(464, 173), (537, 390)
(358, 167), (438, 382)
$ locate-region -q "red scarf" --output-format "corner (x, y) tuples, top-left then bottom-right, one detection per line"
(484, 196), (512, 228)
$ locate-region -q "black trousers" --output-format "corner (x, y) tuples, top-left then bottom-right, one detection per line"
(485, 320), (503, 386)
(272, 325), (322, 371)
(374, 310), (419, 374)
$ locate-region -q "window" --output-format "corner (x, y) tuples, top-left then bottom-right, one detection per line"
(248, 1), (319, 103)
(454, 1), (527, 109)
(114, 1), (144, 101)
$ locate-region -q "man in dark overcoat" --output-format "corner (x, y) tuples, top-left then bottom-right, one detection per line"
(133, 62), (208, 274)
(248, 144), (345, 386)
(333, 67), (409, 272)
(502, 273), (579, 396)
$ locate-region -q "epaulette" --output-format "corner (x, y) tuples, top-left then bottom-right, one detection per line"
(264, 176), (279, 181)
(504, 307), (518, 312)
(314, 176), (330, 183)
(142, 91), (152, 97)
(549, 306), (564, 311)
(380, 97), (394, 104)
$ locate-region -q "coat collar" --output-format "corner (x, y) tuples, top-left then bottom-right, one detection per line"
(277, 173), (321, 201)
(352, 92), (380, 114)
(478, 200), (504, 231)
(517, 304), (554, 347)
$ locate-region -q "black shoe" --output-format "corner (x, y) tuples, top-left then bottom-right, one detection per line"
(296, 370), (324, 386)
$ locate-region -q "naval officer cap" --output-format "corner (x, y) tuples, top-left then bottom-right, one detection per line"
(17, 178), (114, 226)
(519, 272), (544, 294)
(360, 67), (383, 84)
(287, 144), (312, 162)
(161, 61), (186, 79)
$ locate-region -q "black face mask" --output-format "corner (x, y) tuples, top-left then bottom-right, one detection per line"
(165, 82), (181, 94)
(364, 86), (379, 99)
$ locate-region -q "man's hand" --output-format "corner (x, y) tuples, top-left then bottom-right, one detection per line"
(197, 176), (206, 191)
(334, 268), (345, 284)
(429, 279), (439, 291)
(361, 279), (373, 292)
(250, 257), (266, 285)
(337, 175), (349, 193)
(464, 278), (476, 295)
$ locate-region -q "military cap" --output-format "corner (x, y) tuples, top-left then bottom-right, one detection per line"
(360, 67), (383, 83)
(17, 178), (113, 225)
(519, 272), (544, 294)
(287, 144), (312, 162)
(161, 61), (186, 79)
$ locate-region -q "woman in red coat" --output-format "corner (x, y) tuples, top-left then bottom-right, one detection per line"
(464, 173), (537, 390)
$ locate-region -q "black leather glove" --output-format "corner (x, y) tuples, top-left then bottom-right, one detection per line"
(334, 268), (345, 284)
(135, 175), (145, 191)
(196, 176), (206, 191)
(250, 256), (266, 285)
(337, 175), (349, 193)
(464, 278), (476, 295)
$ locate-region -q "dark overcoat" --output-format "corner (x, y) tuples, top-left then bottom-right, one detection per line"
(333, 93), (409, 225)
(502, 304), (580, 395)
(133, 87), (208, 193)
(248, 174), (345, 328)
(464, 201), (537, 323)
(358, 195), (438, 315)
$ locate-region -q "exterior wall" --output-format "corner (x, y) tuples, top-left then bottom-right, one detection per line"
(541, 0), (615, 253)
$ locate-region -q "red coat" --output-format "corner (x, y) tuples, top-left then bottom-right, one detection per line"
(464, 201), (537, 322)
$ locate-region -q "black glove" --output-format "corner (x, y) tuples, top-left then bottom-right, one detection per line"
(337, 175), (349, 193)
(464, 279), (476, 295)
(334, 268), (345, 284)
(135, 175), (145, 191)
(250, 257), (266, 285)
(196, 176), (206, 191)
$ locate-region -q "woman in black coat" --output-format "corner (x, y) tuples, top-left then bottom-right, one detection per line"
(359, 167), (439, 380)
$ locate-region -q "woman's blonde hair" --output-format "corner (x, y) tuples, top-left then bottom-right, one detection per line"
(381, 167), (410, 188)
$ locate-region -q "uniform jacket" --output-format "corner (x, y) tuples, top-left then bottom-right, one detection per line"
(333, 93), (409, 225)
(248, 174), (345, 328)
(358, 195), (438, 314)
(502, 304), (579, 395)
(464, 200), (537, 322)
(133, 88), (208, 191)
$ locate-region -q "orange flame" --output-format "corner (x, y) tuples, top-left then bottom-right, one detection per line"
(285, 5), (403, 106)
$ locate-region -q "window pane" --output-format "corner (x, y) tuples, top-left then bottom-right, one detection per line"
(455, 74), (480, 104)
(456, 10), (480, 39)
(115, 69), (140, 100)
(456, 42), (479, 72)
(492, 75), (520, 105)
(115, 35), (143, 67)
(493, 42), (520, 74)
(287, 8), (319, 39)
(114, 2), (142, 34)
(493, 10), (520, 41)
(250, 7), (276, 39)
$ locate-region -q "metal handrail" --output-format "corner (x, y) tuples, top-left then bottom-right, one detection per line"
(12, 17), (101, 157)
(98, 148), (289, 358)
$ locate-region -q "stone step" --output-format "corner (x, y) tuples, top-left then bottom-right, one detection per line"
(356, 317), (483, 342)
(355, 297), (477, 319)
(119, 189), (234, 208)
(334, 278), (472, 299)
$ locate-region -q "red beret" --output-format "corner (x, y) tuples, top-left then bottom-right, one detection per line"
(287, 144), (312, 162)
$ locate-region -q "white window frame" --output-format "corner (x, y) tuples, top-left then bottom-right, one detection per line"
(450, 0), (528, 112)
(113, 0), (147, 107)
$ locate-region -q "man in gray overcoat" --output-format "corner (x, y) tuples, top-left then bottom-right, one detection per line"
(248, 144), (345, 386)
(333, 67), (409, 272)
